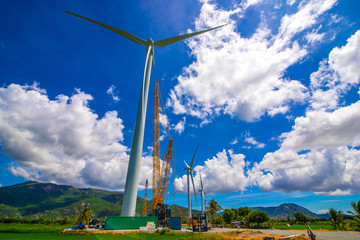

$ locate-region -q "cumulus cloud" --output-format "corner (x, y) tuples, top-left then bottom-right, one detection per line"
(0, 83), (151, 190)
(318, 209), (329, 214)
(176, 29), (360, 195)
(167, 0), (337, 123)
(175, 149), (249, 194)
(310, 31), (360, 111)
(250, 30), (360, 195)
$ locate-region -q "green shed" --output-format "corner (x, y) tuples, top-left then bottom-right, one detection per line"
(105, 216), (158, 230)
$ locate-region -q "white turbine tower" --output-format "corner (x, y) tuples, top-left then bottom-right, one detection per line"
(184, 145), (198, 219)
(65, 11), (225, 217)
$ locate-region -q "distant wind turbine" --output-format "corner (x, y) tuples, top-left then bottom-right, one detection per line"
(65, 11), (226, 217)
(199, 172), (206, 216)
(184, 144), (199, 219)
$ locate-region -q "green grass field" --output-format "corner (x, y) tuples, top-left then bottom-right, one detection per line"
(270, 221), (333, 230)
(0, 223), (227, 240)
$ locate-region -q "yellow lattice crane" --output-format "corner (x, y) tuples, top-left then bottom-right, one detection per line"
(153, 80), (162, 210)
(152, 80), (174, 218)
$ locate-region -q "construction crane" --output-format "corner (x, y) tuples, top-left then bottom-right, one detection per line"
(142, 178), (148, 216)
(160, 138), (173, 204)
(152, 80), (174, 222)
(152, 80), (162, 210)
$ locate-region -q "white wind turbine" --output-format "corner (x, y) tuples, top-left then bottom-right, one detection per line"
(184, 145), (199, 219)
(65, 11), (225, 217)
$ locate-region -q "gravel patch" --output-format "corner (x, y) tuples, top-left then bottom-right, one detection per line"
(206, 228), (360, 240)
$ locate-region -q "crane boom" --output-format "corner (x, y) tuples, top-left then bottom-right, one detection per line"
(160, 138), (173, 203)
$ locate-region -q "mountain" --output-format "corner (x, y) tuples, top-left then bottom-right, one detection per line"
(0, 181), (195, 220)
(251, 203), (329, 219)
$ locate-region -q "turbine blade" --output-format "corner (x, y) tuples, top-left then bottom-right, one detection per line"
(184, 160), (190, 168)
(65, 11), (147, 45)
(154, 24), (226, 47)
(190, 144), (199, 168)
(190, 172), (197, 205)
(200, 172), (203, 190)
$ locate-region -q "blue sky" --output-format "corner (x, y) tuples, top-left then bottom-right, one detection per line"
(1, 0), (360, 215)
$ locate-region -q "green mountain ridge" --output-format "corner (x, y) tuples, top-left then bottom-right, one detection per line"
(252, 203), (329, 219)
(0, 181), (329, 221)
(0, 181), (194, 221)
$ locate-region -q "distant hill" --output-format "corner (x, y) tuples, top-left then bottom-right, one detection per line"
(0, 181), (195, 220)
(251, 203), (329, 219)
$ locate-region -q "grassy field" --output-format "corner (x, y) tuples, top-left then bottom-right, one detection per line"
(270, 221), (333, 230)
(0, 223), (228, 240)
(0, 222), (349, 239)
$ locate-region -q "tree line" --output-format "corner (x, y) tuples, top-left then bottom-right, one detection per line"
(206, 199), (360, 230)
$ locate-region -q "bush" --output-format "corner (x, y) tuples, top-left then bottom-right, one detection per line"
(212, 216), (224, 225)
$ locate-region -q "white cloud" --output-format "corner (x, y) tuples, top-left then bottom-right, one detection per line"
(287, 0), (297, 6)
(230, 138), (238, 145)
(175, 149), (249, 194)
(168, 0), (337, 123)
(0, 83), (151, 191)
(159, 113), (169, 128)
(249, 31), (360, 195)
(316, 189), (351, 196)
(107, 85), (120, 102)
(253, 146), (360, 194)
(174, 117), (186, 134)
(317, 209), (328, 214)
(244, 132), (265, 149)
(328, 30), (360, 85)
(310, 31), (360, 111)
(306, 27), (325, 45)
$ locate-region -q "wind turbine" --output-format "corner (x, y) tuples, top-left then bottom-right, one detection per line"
(198, 172), (208, 229)
(184, 145), (198, 219)
(198, 172), (206, 216)
(65, 11), (226, 217)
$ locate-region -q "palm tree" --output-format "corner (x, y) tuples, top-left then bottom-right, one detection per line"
(206, 199), (223, 224)
(76, 203), (94, 225)
(328, 208), (344, 230)
(347, 200), (360, 228)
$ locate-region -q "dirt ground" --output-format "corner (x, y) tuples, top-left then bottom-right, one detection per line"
(204, 228), (360, 240)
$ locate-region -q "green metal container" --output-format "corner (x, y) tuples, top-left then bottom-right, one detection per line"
(105, 216), (158, 230)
